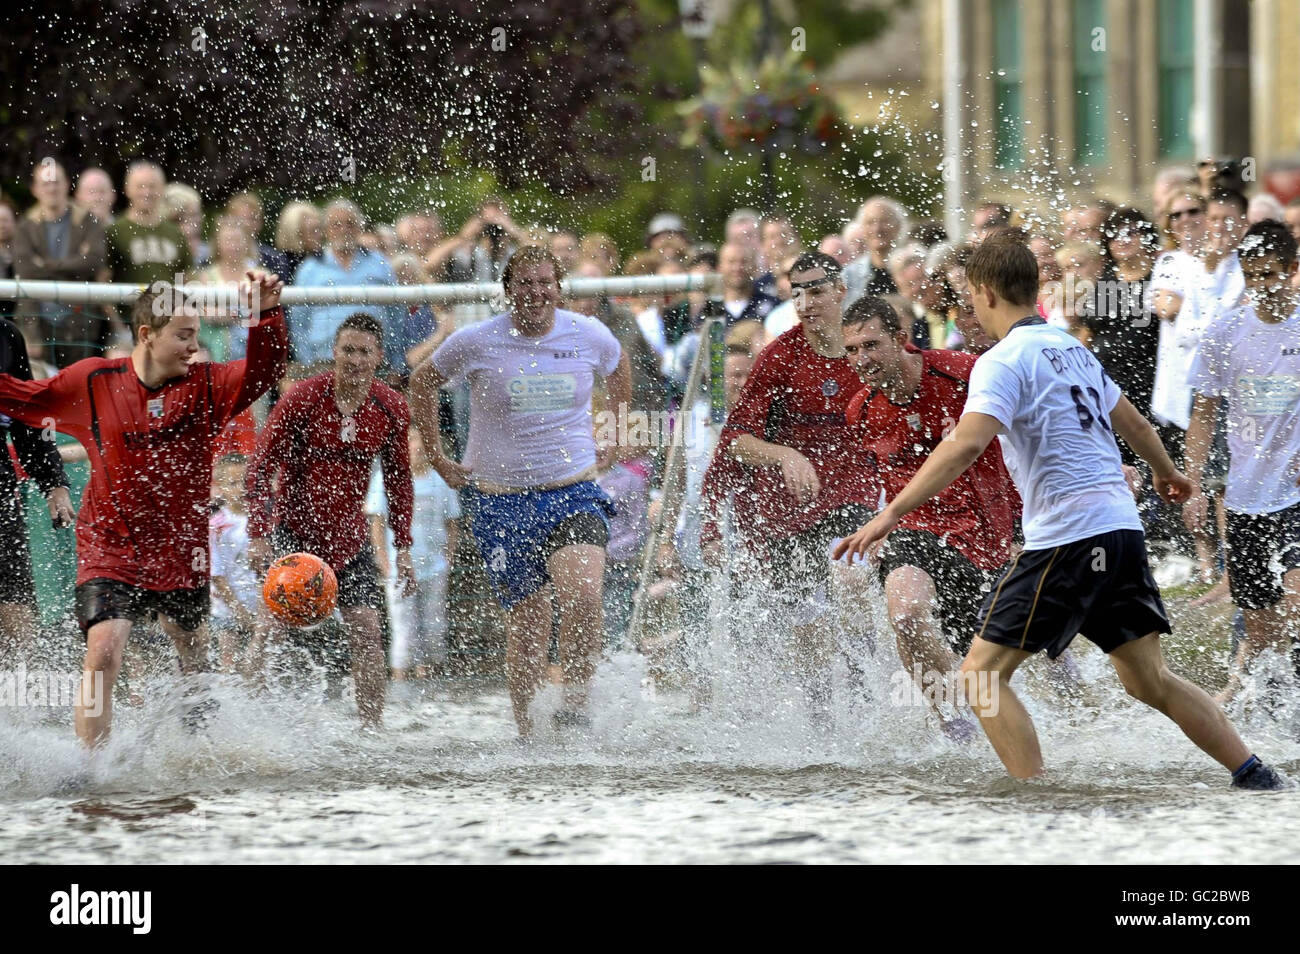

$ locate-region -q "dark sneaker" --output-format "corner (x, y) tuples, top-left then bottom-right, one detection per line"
(1232, 761), (1293, 791)
(54, 771), (93, 796)
(181, 697), (220, 734)
(552, 709), (591, 730)
(940, 716), (980, 744)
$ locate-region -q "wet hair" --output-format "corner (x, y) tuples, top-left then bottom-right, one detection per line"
(1207, 188), (1249, 216)
(985, 225), (1029, 244)
(843, 295), (903, 336)
(131, 282), (194, 342)
(965, 233), (1039, 308)
(502, 245), (566, 287)
(1237, 220), (1299, 264)
(787, 250), (843, 283)
(335, 311), (385, 348)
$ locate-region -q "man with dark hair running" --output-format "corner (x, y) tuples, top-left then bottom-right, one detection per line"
(246, 311), (416, 727)
(840, 295), (1020, 739)
(700, 250), (880, 721)
(837, 235), (1286, 789)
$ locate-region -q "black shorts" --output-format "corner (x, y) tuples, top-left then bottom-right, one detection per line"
(975, 528), (1171, 658)
(75, 578), (210, 635)
(877, 529), (994, 655)
(271, 527), (385, 613)
(544, 512), (610, 560)
(1225, 503), (1300, 610)
(764, 504), (876, 603)
(0, 491), (35, 605)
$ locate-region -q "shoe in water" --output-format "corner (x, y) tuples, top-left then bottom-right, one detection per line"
(54, 771), (93, 796)
(1232, 760), (1294, 791)
(181, 697), (220, 734)
(939, 716), (980, 745)
(552, 709), (591, 730)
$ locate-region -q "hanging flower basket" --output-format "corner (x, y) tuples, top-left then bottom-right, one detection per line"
(680, 50), (844, 155)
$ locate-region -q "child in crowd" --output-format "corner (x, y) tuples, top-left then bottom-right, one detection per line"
(209, 453), (260, 674)
(366, 427), (461, 680)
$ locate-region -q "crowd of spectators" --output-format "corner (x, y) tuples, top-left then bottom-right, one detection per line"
(1, 154), (1298, 673)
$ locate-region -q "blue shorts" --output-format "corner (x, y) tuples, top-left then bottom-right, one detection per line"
(462, 481), (615, 609)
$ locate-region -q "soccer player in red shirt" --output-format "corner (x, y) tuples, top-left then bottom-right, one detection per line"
(0, 270), (287, 747)
(699, 250), (880, 716)
(246, 312), (415, 727)
(838, 296), (1019, 738)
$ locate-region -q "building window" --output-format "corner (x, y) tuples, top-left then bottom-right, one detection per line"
(1073, 0), (1108, 164)
(992, 0), (1024, 169)
(1157, 0), (1194, 157)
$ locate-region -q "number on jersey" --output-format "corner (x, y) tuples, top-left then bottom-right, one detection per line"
(1069, 385), (1112, 432)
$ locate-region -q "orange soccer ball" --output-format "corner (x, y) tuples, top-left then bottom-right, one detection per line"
(262, 552), (338, 626)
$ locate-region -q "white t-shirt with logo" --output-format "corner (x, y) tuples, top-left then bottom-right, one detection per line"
(1150, 250), (1246, 429)
(1188, 301), (1300, 515)
(964, 321), (1141, 550)
(432, 310), (622, 488)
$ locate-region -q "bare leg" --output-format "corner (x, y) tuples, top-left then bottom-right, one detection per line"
(1108, 633), (1251, 771)
(339, 606), (386, 727)
(960, 637), (1040, 778)
(885, 566), (961, 721)
(1221, 603), (1287, 703)
(76, 619), (131, 748)
(0, 602), (36, 662)
(245, 605), (274, 688)
(547, 544), (606, 713)
(160, 617), (211, 676)
(792, 618), (834, 719)
(505, 586), (554, 736)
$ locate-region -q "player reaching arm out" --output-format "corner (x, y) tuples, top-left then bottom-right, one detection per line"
(836, 396), (1192, 562)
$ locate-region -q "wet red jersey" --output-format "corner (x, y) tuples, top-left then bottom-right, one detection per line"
(0, 307), (288, 590)
(700, 326), (879, 550)
(846, 349), (1020, 570)
(246, 372), (413, 570)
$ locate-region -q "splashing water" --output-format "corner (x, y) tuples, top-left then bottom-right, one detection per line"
(2, 581), (1298, 863)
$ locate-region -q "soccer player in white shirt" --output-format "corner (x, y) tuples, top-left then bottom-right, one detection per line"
(1184, 221), (1300, 706)
(837, 234), (1286, 789)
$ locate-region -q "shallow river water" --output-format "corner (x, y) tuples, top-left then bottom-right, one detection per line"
(3, 628), (1298, 864)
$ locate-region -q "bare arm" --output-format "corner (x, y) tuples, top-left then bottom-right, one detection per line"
(729, 434), (794, 468)
(1109, 395), (1178, 478)
(1182, 392), (1219, 489)
(1180, 393), (1221, 532)
(835, 412), (1001, 561)
(370, 514), (391, 579)
(1110, 394), (1196, 507)
(445, 519), (460, 571)
(408, 358), (471, 488)
(405, 318), (454, 370)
